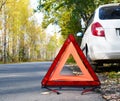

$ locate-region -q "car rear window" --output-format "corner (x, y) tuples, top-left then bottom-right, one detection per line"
(99, 6), (120, 20)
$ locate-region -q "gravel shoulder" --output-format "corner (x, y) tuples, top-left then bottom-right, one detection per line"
(70, 64), (120, 101)
(98, 72), (120, 101)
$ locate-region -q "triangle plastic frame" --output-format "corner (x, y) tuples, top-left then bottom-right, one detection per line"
(41, 34), (100, 87)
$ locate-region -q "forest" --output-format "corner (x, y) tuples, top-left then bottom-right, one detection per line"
(0, 0), (119, 63)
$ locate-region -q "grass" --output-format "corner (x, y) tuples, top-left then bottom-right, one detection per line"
(107, 71), (120, 84)
(108, 71), (120, 78)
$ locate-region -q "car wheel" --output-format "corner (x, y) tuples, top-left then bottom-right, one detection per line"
(84, 45), (97, 71)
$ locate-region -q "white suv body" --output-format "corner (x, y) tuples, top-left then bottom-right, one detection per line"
(81, 3), (120, 64)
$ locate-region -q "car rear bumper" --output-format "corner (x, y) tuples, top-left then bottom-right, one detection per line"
(92, 51), (120, 60)
(88, 39), (120, 61)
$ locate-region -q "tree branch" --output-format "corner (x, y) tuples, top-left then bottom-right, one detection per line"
(0, 0), (7, 11)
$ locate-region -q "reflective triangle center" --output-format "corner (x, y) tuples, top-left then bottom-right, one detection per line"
(49, 43), (94, 81)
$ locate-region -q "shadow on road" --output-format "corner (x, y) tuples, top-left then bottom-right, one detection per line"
(96, 65), (120, 73)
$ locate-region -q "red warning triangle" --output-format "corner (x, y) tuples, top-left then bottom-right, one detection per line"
(41, 34), (100, 87)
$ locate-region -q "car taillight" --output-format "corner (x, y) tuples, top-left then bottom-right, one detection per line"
(91, 22), (105, 37)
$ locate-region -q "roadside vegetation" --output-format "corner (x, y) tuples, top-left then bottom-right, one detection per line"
(37, 0), (120, 37)
(0, 0), (120, 64)
(0, 0), (64, 64)
(100, 71), (120, 101)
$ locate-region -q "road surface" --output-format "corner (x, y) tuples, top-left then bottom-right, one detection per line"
(0, 62), (105, 101)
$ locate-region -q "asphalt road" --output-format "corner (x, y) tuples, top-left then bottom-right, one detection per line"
(0, 62), (105, 101)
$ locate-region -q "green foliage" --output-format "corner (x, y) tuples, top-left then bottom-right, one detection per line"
(5, 0), (31, 62)
(108, 71), (120, 84)
(0, 0), (63, 63)
(66, 55), (75, 64)
(47, 33), (64, 52)
(37, 0), (120, 37)
(108, 72), (120, 78)
(37, 0), (94, 37)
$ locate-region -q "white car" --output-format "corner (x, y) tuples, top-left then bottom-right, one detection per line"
(80, 3), (120, 68)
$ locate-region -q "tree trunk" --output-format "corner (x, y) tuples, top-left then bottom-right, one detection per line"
(2, 4), (7, 63)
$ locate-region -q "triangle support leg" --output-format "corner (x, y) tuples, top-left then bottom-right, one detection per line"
(44, 87), (61, 95)
(81, 87), (101, 95)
